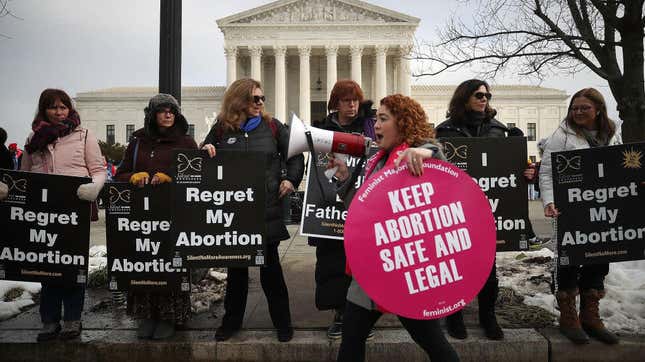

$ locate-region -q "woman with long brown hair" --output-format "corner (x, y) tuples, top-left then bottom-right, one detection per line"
(0, 88), (106, 341)
(539, 88), (621, 345)
(202, 78), (304, 342)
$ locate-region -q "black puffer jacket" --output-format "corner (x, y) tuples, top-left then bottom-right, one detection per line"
(435, 116), (508, 138)
(202, 119), (304, 244)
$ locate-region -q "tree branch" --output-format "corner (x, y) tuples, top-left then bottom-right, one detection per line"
(533, 0), (607, 78)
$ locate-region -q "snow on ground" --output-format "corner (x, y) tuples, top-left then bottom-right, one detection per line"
(0, 245), (108, 322)
(0, 280), (41, 321)
(89, 245), (108, 273)
(498, 248), (645, 334)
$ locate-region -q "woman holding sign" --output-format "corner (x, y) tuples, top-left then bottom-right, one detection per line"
(434, 79), (537, 340)
(10, 89), (105, 341)
(201, 78), (304, 342)
(539, 88), (621, 345)
(115, 93), (197, 340)
(310, 79), (376, 340)
(329, 94), (459, 362)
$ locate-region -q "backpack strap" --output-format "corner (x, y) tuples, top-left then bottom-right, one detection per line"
(269, 119), (279, 141)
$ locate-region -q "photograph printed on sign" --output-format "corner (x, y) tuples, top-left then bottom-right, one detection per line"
(300, 148), (378, 240)
(0, 170), (90, 285)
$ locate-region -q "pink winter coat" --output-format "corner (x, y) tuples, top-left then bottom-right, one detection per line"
(21, 127), (106, 184)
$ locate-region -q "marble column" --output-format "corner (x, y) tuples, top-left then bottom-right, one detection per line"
(249, 46), (263, 82)
(274, 45), (287, 122)
(350, 45), (363, 88)
(375, 45), (388, 102)
(325, 44), (338, 102)
(298, 45), (311, 123)
(398, 45), (412, 96)
(225, 46), (238, 87)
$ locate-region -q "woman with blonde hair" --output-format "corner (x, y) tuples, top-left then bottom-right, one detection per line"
(202, 78), (304, 342)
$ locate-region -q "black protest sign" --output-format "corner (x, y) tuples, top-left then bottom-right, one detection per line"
(552, 142), (645, 266)
(438, 137), (529, 251)
(173, 150), (266, 267)
(0, 170), (90, 285)
(105, 183), (189, 292)
(300, 149), (378, 239)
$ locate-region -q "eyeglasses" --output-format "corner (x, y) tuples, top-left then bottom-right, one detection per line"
(474, 92), (492, 100)
(253, 95), (266, 104)
(570, 105), (593, 113)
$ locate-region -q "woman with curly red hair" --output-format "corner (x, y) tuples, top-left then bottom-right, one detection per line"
(329, 94), (459, 362)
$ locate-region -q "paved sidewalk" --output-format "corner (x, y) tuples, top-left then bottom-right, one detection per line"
(2, 201), (643, 361)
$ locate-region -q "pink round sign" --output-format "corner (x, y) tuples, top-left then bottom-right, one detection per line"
(344, 159), (496, 319)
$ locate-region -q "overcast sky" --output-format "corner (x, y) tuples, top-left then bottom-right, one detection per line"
(0, 0), (616, 145)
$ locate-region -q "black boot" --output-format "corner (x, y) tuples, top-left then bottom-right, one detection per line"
(327, 309), (343, 340)
(446, 311), (467, 339)
(478, 284), (504, 340)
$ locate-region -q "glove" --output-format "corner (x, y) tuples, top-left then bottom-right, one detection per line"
(129, 172), (150, 185)
(153, 172), (172, 184)
(0, 181), (7, 201)
(77, 182), (103, 202)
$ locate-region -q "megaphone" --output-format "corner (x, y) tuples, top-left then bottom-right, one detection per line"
(287, 113), (371, 159)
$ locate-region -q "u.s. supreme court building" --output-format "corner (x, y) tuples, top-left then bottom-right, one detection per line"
(76, 0), (569, 162)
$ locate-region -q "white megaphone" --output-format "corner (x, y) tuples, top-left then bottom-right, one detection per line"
(287, 113), (372, 180)
(287, 113), (371, 159)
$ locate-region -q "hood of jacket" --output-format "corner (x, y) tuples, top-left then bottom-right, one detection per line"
(143, 93), (189, 137)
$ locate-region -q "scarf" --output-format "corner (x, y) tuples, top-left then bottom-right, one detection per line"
(462, 110), (486, 136)
(25, 111), (81, 154)
(364, 142), (410, 178)
(241, 114), (262, 133)
(581, 128), (609, 148)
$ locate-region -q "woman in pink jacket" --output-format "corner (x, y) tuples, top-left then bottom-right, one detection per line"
(20, 88), (105, 341)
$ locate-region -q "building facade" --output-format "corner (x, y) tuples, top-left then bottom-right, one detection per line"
(76, 0), (569, 161)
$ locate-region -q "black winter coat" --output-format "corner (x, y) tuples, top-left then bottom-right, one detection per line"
(435, 116), (508, 138)
(115, 128), (197, 182)
(0, 145), (12, 170)
(309, 111), (375, 310)
(202, 119), (304, 244)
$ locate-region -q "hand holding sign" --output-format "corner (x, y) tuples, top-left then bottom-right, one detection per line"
(344, 159), (496, 319)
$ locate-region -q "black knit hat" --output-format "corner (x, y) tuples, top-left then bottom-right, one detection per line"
(143, 93), (188, 137)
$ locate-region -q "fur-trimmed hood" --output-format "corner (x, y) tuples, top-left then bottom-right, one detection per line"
(143, 93), (189, 137)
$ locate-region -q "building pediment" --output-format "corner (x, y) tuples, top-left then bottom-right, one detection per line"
(217, 0), (419, 26)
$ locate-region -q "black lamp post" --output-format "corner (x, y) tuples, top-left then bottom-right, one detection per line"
(159, 0), (182, 104)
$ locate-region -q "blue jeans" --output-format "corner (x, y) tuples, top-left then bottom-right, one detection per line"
(39, 283), (85, 323)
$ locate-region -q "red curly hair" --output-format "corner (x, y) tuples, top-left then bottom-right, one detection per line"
(379, 94), (434, 146)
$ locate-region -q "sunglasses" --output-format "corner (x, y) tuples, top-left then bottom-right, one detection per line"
(474, 92), (492, 100)
(253, 95), (266, 104)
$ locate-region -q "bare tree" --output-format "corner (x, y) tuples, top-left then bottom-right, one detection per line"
(413, 0), (645, 142)
(0, 0), (22, 39)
